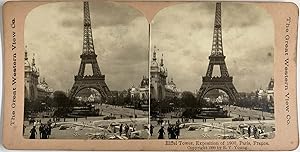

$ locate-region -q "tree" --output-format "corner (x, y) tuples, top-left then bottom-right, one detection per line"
(52, 91), (71, 117)
(181, 91), (197, 108)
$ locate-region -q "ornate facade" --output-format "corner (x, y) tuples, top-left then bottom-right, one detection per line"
(24, 47), (53, 102)
(266, 78), (274, 102)
(165, 78), (181, 99)
(130, 76), (149, 101)
(257, 78), (274, 102)
(24, 47), (39, 102)
(150, 46), (181, 101)
(37, 78), (54, 101)
(150, 46), (167, 101)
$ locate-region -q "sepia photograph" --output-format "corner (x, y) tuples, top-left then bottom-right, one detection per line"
(2, 0), (300, 150)
(149, 2), (275, 140)
(23, 1), (150, 140)
(1, 0), (299, 150)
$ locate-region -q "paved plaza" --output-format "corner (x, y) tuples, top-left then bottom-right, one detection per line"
(24, 104), (149, 140)
(150, 106), (275, 140)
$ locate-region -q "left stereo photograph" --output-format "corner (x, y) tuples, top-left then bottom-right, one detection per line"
(23, 1), (150, 140)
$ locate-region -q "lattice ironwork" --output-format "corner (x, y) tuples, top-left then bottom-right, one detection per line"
(198, 2), (239, 103)
(69, 2), (110, 100)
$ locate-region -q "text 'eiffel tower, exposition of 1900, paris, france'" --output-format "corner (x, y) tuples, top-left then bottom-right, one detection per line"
(69, 1), (111, 100)
(198, 2), (239, 103)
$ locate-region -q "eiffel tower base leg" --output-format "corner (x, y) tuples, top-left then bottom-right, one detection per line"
(198, 78), (239, 104)
(68, 79), (111, 102)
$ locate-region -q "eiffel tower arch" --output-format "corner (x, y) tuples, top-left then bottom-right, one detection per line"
(198, 2), (239, 103)
(69, 2), (111, 100)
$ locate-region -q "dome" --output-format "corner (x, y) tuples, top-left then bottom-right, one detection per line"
(37, 84), (44, 90)
(37, 78), (53, 93)
(258, 89), (264, 95)
(41, 78), (48, 85)
(37, 83), (48, 92)
(168, 78), (176, 86)
(140, 76), (149, 88)
(130, 87), (139, 93)
(151, 60), (159, 72)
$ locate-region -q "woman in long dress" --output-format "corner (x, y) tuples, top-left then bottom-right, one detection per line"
(158, 126), (165, 139)
(29, 126), (37, 139)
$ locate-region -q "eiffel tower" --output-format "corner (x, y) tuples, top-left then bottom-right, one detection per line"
(198, 2), (239, 103)
(69, 1), (111, 100)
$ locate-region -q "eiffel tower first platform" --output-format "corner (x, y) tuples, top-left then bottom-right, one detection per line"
(69, 2), (111, 100)
(198, 2), (239, 103)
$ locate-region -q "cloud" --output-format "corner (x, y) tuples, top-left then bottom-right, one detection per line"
(25, 2), (274, 93)
(58, 1), (143, 28)
(25, 1), (148, 91)
(152, 2), (274, 92)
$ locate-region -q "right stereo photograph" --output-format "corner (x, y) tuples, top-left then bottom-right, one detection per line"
(149, 2), (275, 140)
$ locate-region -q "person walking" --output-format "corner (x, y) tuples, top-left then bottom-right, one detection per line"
(119, 124), (123, 136)
(23, 124), (26, 136)
(170, 127), (176, 139)
(167, 125), (172, 139)
(39, 124), (44, 139)
(45, 124), (49, 138)
(158, 126), (165, 139)
(150, 124), (154, 136)
(29, 126), (37, 139)
(253, 125), (258, 139)
(42, 125), (48, 139)
(248, 125), (251, 137)
(175, 125), (180, 139)
(124, 124), (129, 137)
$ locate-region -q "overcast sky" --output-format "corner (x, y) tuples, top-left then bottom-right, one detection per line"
(151, 2), (274, 92)
(25, 2), (274, 93)
(25, 1), (148, 91)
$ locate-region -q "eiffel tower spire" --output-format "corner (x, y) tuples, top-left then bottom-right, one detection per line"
(206, 2), (229, 78)
(77, 1), (102, 77)
(211, 2), (223, 56)
(83, 1), (95, 54)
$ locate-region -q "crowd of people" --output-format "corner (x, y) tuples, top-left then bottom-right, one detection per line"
(157, 124), (181, 139)
(153, 119), (182, 139)
(246, 125), (264, 139)
(113, 123), (137, 138)
(28, 119), (53, 139)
